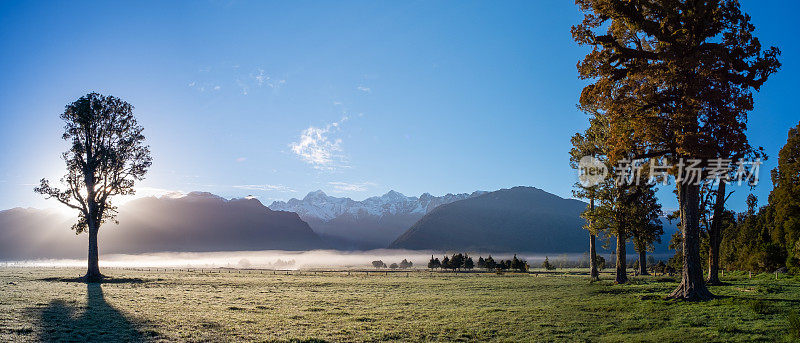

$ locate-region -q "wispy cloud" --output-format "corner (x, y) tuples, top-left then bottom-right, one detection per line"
(189, 65), (286, 95)
(236, 78), (249, 95)
(328, 181), (376, 192)
(235, 157), (247, 163)
(188, 81), (219, 93)
(356, 86), (371, 93)
(232, 184), (296, 193)
(252, 68), (286, 89)
(289, 117), (350, 170)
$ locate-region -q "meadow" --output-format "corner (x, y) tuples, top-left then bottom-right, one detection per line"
(0, 267), (798, 342)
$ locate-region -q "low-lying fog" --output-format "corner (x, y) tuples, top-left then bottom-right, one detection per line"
(1, 250), (588, 270)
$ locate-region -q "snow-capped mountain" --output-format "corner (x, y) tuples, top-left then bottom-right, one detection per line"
(269, 190), (485, 221)
(269, 190), (486, 249)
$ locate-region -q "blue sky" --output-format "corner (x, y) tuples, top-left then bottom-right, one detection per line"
(0, 1), (797, 213)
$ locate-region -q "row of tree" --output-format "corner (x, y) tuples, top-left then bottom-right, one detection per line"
(427, 254), (529, 272)
(570, 0), (782, 301)
(371, 259), (414, 269)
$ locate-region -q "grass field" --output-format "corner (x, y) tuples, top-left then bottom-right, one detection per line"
(1, 267), (798, 342)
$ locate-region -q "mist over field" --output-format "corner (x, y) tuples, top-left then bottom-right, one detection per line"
(2, 1), (799, 341)
(0, 249), (585, 269)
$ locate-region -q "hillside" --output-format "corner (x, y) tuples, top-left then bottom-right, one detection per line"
(0, 192), (324, 260)
(390, 186), (591, 252)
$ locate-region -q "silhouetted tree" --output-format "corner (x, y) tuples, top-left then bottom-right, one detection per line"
(464, 256), (474, 270)
(372, 260), (387, 268)
(428, 256), (441, 270)
(389, 263), (399, 269)
(497, 260), (510, 271)
(399, 259), (413, 269)
(450, 253), (464, 271)
(441, 256), (451, 271)
(542, 256), (555, 271)
(511, 254), (528, 272)
(476, 256), (486, 269)
(484, 255), (496, 270)
(35, 93), (152, 282)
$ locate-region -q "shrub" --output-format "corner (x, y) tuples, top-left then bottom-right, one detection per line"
(542, 257), (555, 270)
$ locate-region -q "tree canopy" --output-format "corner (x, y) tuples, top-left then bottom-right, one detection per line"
(573, 0), (780, 300)
(34, 93), (151, 281)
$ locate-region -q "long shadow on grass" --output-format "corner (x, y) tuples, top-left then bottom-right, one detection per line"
(32, 283), (155, 342)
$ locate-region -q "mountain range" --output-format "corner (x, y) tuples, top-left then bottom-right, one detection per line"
(390, 186), (679, 255)
(0, 186), (678, 260)
(268, 190), (486, 249)
(0, 192), (323, 259)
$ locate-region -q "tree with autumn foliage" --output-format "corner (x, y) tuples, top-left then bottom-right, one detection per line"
(570, 115), (607, 281)
(584, 172), (663, 284)
(573, 0), (780, 300)
(572, 113), (663, 283)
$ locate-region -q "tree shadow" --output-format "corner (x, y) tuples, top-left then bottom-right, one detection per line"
(39, 276), (146, 284)
(32, 283), (156, 342)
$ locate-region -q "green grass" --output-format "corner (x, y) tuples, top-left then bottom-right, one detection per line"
(0, 268), (798, 342)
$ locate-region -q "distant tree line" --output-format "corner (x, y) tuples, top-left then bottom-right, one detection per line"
(427, 254), (529, 272)
(371, 259), (413, 269)
(717, 123), (800, 274)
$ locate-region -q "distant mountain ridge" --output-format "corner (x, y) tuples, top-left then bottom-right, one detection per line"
(390, 186), (592, 252)
(269, 190), (487, 249)
(390, 186), (679, 255)
(0, 191), (324, 260)
(0, 188), (679, 260)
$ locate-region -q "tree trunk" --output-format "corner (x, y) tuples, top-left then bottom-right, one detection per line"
(589, 198), (599, 280)
(669, 183), (714, 300)
(86, 223), (102, 282)
(615, 230), (627, 284)
(590, 234), (599, 280)
(84, 165), (102, 283)
(706, 182), (725, 285)
(638, 249), (649, 275)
